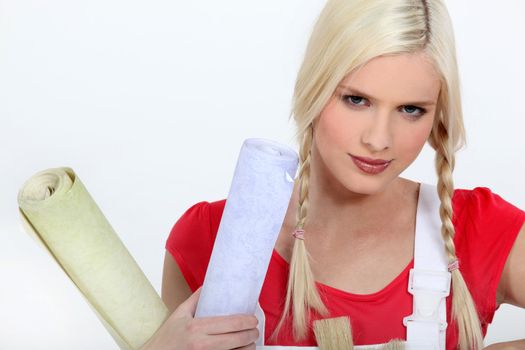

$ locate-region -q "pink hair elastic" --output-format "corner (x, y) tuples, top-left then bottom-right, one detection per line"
(292, 229), (305, 240)
(448, 259), (459, 272)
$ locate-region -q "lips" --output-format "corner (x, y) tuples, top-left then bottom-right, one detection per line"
(349, 154), (392, 175)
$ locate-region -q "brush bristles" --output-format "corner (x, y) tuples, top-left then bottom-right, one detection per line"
(313, 317), (354, 350)
(381, 339), (405, 350)
(313, 317), (405, 350)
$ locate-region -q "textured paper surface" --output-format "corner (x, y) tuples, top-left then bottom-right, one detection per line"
(17, 167), (169, 350)
(195, 138), (298, 318)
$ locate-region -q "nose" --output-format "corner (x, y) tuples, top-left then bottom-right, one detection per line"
(361, 110), (392, 152)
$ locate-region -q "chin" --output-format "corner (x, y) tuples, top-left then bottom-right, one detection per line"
(347, 181), (386, 196)
(338, 171), (397, 197)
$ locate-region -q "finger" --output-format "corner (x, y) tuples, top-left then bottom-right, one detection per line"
(175, 286), (202, 317)
(196, 314), (258, 335)
(233, 342), (256, 350)
(201, 328), (259, 350)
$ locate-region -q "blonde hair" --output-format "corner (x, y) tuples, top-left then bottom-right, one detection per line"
(271, 0), (484, 349)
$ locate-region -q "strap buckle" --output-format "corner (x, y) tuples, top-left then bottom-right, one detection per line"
(403, 268), (451, 331)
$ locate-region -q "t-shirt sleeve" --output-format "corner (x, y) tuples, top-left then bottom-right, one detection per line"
(455, 187), (525, 324)
(165, 201), (214, 292)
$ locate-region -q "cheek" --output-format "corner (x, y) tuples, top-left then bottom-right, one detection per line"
(315, 99), (362, 150)
(395, 119), (434, 160)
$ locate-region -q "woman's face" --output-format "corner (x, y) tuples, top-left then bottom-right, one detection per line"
(312, 52), (441, 195)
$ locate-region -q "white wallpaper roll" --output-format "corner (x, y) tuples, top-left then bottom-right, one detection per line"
(195, 138), (298, 318)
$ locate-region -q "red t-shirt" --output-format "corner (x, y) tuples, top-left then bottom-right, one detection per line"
(165, 187), (524, 349)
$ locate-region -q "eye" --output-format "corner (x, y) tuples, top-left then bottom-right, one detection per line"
(341, 94), (369, 107)
(400, 105), (426, 118)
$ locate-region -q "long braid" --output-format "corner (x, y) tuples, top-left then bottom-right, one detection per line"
(271, 123), (329, 341)
(434, 120), (484, 350)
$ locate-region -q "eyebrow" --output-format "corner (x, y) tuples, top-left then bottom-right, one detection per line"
(337, 84), (437, 107)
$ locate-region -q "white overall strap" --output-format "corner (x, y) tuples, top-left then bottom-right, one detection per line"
(403, 183), (451, 350)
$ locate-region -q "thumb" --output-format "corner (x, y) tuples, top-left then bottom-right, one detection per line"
(175, 286), (202, 317)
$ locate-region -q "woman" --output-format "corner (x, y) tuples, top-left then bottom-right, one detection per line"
(142, 0), (525, 349)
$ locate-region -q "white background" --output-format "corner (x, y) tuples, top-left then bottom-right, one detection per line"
(1, 0), (524, 348)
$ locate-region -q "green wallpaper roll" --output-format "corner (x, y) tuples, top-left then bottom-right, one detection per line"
(17, 167), (169, 350)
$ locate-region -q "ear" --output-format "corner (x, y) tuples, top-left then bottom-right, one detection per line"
(426, 125), (437, 150)
(311, 119), (318, 135)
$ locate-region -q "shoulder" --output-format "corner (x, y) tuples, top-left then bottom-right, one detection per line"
(452, 186), (524, 230)
(164, 198), (227, 291)
(208, 199), (227, 234)
(449, 186), (524, 323)
(451, 185), (524, 257)
(166, 198), (227, 246)
(452, 186), (499, 212)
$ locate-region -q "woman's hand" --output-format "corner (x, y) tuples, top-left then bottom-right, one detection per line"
(483, 339), (525, 350)
(141, 287), (260, 350)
